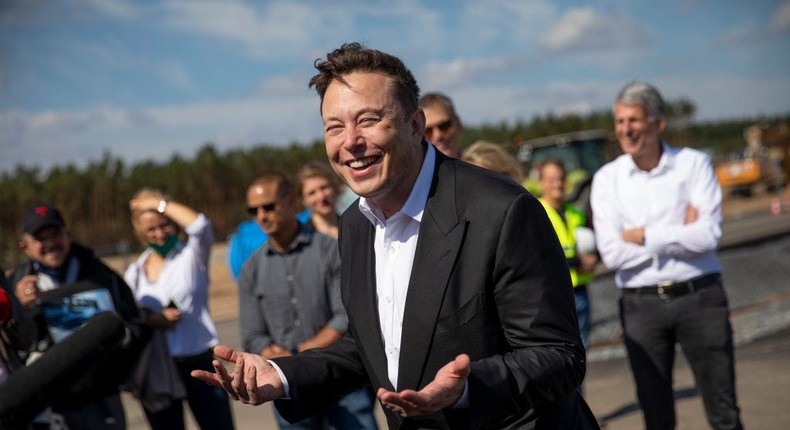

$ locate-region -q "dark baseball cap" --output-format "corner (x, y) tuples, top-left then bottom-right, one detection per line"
(22, 204), (66, 235)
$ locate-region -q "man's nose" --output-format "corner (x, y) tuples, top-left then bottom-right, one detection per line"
(343, 126), (364, 151)
(256, 209), (269, 221)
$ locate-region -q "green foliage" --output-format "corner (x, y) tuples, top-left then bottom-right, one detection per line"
(1, 103), (788, 268)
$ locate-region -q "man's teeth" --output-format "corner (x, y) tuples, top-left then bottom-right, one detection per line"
(349, 157), (377, 169)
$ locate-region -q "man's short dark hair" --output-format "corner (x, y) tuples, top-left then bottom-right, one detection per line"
(309, 42), (421, 117)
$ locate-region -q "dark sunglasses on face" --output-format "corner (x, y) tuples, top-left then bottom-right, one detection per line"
(247, 202), (277, 215)
(424, 118), (454, 136)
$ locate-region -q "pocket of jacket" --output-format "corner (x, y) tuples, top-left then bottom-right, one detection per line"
(435, 293), (483, 335)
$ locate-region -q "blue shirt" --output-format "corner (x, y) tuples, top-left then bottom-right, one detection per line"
(227, 210), (311, 280)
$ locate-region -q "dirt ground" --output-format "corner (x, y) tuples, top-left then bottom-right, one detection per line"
(103, 186), (790, 325)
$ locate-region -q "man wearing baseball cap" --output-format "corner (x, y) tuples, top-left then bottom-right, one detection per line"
(8, 204), (149, 429)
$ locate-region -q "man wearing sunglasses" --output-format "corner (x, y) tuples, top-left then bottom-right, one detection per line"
(227, 177), (311, 281)
(419, 92), (463, 159)
(236, 172), (378, 430)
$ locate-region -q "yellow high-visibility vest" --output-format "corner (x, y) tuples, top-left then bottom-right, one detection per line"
(538, 198), (595, 287)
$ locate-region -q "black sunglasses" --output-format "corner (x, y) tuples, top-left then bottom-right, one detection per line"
(425, 118), (454, 136)
(247, 202), (277, 216)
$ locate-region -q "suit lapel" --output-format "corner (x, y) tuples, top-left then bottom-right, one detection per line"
(397, 156), (467, 390)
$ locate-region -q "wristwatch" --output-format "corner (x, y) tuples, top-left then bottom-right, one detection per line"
(157, 200), (168, 214)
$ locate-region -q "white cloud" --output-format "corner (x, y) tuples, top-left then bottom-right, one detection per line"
(257, 74), (312, 95)
(771, 1), (790, 32)
(0, 92), (326, 172)
(539, 7), (649, 54)
(82, 0), (139, 20)
(460, 0), (555, 51)
(161, 1), (332, 60)
(421, 55), (522, 89)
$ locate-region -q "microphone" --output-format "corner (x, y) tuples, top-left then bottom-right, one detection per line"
(0, 311), (126, 429)
(0, 288), (9, 324)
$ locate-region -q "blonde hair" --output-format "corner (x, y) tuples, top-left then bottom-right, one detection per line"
(130, 187), (173, 245)
(296, 161), (342, 199)
(462, 141), (524, 183)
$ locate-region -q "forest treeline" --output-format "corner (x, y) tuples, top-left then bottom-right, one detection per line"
(2, 100), (787, 268)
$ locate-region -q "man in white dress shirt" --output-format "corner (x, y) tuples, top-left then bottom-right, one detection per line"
(591, 81), (742, 430)
(194, 42), (595, 429)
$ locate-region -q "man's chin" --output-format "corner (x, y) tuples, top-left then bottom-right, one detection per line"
(40, 256), (67, 268)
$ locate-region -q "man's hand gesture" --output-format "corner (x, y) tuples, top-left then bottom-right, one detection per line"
(377, 354), (470, 417)
(191, 344), (285, 405)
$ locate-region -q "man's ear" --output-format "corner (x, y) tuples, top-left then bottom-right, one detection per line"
(411, 108), (426, 139)
(656, 116), (667, 133)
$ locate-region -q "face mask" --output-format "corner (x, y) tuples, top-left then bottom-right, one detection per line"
(148, 234), (178, 257)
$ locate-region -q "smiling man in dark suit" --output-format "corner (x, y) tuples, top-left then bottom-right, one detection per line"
(193, 42), (596, 429)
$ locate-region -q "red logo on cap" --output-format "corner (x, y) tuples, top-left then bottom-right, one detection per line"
(35, 206), (48, 218)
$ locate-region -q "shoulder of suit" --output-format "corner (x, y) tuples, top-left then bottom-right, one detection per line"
(451, 159), (527, 197)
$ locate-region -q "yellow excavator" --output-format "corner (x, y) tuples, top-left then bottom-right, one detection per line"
(715, 123), (789, 197)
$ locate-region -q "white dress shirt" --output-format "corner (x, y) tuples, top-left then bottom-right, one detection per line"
(591, 142), (723, 288)
(358, 144), (435, 388)
(275, 145), (468, 404)
(124, 214), (220, 357)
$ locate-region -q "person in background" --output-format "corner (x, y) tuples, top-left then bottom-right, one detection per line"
(419, 92), (463, 158)
(237, 172), (377, 430)
(227, 180), (310, 281)
(461, 140), (524, 184)
(591, 81), (742, 430)
(537, 159), (598, 351)
(125, 190), (234, 430)
(194, 42), (595, 429)
(296, 161), (343, 239)
(9, 204), (149, 429)
(0, 268), (36, 386)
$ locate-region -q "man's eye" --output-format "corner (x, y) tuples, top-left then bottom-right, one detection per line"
(359, 117), (378, 126)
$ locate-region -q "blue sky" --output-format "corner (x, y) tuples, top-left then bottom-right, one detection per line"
(2, 0), (789, 173)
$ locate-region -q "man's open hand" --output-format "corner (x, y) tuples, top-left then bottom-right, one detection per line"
(191, 344), (286, 405)
(377, 354), (470, 417)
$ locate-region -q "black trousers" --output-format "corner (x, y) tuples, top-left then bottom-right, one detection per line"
(619, 282), (743, 430)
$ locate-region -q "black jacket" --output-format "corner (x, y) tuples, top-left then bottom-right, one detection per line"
(9, 242), (150, 407)
(274, 149), (598, 429)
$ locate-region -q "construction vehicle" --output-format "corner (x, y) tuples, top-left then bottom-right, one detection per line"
(715, 123), (789, 197)
(516, 129), (618, 221)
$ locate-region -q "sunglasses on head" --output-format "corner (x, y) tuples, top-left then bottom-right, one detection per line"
(425, 118), (454, 136)
(247, 202), (277, 215)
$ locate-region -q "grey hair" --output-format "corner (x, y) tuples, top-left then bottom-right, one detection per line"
(614, 81), (665, 120)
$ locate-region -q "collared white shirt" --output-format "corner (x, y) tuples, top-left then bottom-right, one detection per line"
(124, 214), (220, 357)
(591, 142), (723, 288)
(358, 144), (435, 389)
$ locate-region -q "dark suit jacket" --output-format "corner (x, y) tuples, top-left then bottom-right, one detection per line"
(274, 150), (596, 429)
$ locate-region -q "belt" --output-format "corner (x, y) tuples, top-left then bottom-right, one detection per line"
(622, 273), (721, 299)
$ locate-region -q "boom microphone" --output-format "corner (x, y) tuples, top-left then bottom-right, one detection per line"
(0, 288), (9, 324)
(0, 311), (126, 429)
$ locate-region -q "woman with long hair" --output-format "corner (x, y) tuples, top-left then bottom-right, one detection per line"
(296, 161), (343, 239)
